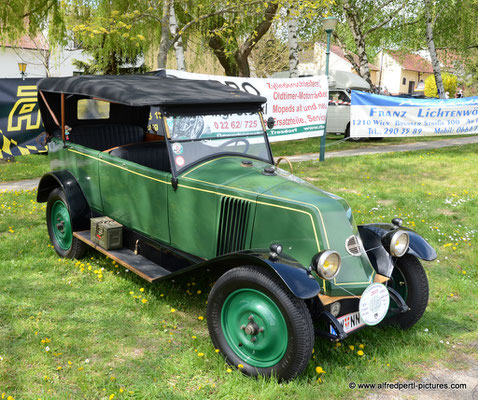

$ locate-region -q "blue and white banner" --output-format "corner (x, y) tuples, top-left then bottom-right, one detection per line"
(351, 91), (478, 138)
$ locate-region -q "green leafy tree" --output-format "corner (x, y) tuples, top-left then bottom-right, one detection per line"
(69, 7), (148, 74)
(0, 0), (65, 43)
(424, 73), (457, 98)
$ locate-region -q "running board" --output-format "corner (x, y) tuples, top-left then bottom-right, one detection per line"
(73, 230), (171, 282)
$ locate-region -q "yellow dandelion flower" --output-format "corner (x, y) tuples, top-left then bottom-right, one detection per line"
(198, 316), (204, 321)
(57, 366), (62, 370)
(192, 336), (197, 339)
(215, 349), (220, 353)
(349, 345), (354, 351)
(119, 388), (124, 393)
(68, 361), (72, 365)
(78, 366), (84, 371)
(140, 288), (144, 292)
(197, 290), (202, 294)
(171, 308), (176, 313)
(315, 366), (326, 374)
(197, 352), (204, 357)
(226, 368), (232, 373)
(238, 364), (244, 369)
(462, 270), (466, 275)
(357, 350), (364, 356)
(359, 344), (364, 349)
(109, 395), (115, 400)
(142, 299), (148, 303)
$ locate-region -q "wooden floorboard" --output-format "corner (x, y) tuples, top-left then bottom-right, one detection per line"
(74, 230), (171, 282)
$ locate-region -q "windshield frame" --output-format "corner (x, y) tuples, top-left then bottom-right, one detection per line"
(162, 108), (274, 178)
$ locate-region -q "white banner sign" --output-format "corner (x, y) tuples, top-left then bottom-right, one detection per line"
(351, 91), (478, 137)
(164, 70), (328, 142)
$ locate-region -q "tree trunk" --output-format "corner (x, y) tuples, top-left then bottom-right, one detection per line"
(208, 34), (240, 76)
(342, 0), (372, 85)
(157, 0), (172, 69)
(424, 0), (445, 98)
(169, 0), (186, 71)
(287, 7), (299, 78)
(207, 1), (279, 76)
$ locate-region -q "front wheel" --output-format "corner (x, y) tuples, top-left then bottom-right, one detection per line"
(386, 254), (429, 329)
(207, 266), (314, 381)
(46, 188), (86, 259)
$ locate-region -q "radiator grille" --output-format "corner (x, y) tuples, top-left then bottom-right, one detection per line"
(217, 197), (251, 255)
(345, 235), (361, 256)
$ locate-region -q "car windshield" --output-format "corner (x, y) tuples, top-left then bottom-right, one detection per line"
(166, 112), (271, 173)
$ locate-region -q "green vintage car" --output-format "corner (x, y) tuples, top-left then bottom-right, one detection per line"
(36, 75), (436, 381)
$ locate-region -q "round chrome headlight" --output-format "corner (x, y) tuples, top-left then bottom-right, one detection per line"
(390, 230), (410, 257)
(382, 229), (410, 257)
(312, 250), (341, 280)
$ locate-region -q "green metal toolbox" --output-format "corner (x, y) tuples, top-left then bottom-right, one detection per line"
(90, 217), (123, 250)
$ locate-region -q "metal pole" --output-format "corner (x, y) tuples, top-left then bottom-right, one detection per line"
(319, 30), (332, 161)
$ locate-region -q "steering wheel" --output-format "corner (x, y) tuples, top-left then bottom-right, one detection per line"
(218, 138), (250, 153)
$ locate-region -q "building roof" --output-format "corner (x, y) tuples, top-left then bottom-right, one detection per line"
(1, 33), (49, 50)
(331, 44), (380, 71)
(298, 43), (379, 71)
(387, 51), (433, 73)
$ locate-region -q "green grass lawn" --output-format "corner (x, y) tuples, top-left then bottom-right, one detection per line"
(0, 145), (477, 399)
(0, 154), (49, 183)
(270, 133), (478, 156)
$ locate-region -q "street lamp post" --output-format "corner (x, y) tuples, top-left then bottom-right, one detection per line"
(319, 16), (338, 162)
(18, 62), (27, 80)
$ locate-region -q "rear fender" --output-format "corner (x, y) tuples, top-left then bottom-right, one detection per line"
(358, 223), (436, 277)
(202, 250), (320, 300)
(37, 170), (91, 231)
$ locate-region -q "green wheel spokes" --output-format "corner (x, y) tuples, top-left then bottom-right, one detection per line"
(51, 200), (73, 250)
(390, 266), (408, 308)
(221, 288), (288, 368)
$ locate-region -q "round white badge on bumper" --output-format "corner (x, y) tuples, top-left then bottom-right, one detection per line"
(359, 283), (390, 326)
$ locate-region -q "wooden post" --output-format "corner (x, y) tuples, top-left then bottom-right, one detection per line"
(61, 93), (65, 143)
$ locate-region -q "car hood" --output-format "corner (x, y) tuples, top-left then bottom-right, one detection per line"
(181, 156), (375, 295)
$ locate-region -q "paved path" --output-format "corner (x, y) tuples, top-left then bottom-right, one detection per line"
(0, 178), (40, 193)
(1, 136), (477, 193)
(286, 135), (478, 162)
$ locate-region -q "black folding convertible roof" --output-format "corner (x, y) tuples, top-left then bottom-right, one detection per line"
(37, 75), (267, 108)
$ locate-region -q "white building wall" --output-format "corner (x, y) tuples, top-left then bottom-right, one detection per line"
(0, 47), (48, 78)
(298, 43), (353, 76)
(378, 53), (402, 94)
(0, 46), (90, 78)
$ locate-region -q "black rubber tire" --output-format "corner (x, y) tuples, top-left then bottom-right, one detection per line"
(207, 266), (314, 381)
(344, 124), (361, 142)
(46, 188), (86, 259)
(387, 254), (429, 329)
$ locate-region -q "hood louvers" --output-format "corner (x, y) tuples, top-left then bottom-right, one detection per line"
(217, 197), (251, 256)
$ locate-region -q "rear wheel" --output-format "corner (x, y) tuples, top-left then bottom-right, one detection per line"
(46, 188), (86, 259)
(386, 254), (429, 329)
(207, 266), (314, 381)
(344, 124), (361, 142)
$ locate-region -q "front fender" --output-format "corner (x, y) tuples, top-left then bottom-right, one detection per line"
(37, 170), (91, 231)
(358, 223), (437, 277)
(199, 250), (320, 300)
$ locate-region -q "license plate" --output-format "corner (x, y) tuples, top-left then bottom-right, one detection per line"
(330, 311), (365, 335)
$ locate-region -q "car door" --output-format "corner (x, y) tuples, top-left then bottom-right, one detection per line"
(98, 151), (171, 244)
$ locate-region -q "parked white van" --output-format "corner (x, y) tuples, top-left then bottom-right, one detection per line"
(326, 70), (370, 139)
